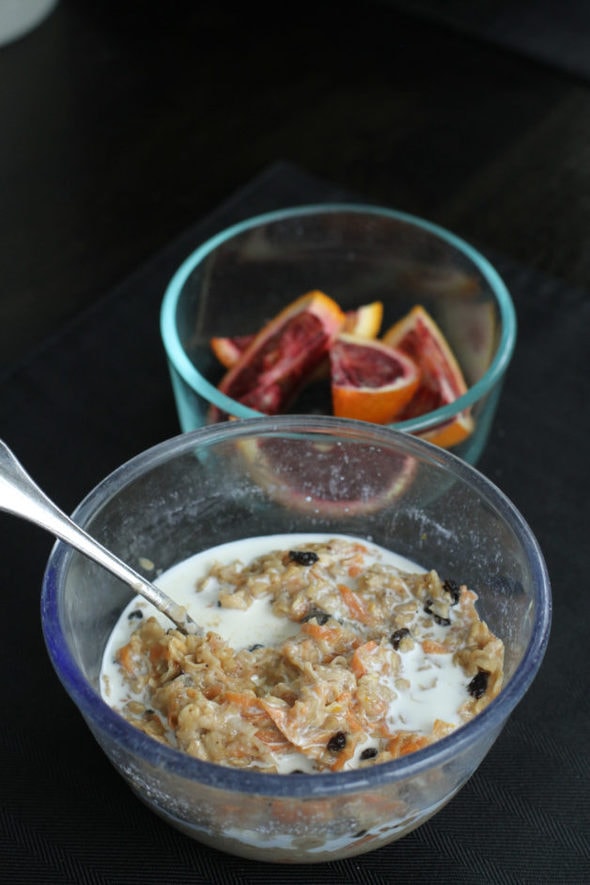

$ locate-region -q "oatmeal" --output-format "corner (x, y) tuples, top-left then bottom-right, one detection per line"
(101, 535), (504, 773)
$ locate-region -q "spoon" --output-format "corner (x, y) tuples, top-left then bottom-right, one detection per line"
(0, 439), (200, 635)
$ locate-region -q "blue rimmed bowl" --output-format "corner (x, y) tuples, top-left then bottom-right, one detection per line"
(41, 416), (550, 863)
(160, 204), (516, 463)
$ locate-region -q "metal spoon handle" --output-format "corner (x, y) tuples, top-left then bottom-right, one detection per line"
(0, 439), (199, 635)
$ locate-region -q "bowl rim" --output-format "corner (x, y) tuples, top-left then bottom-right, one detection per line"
(160, 203), (517, 432)
(41, 416), (550, 799)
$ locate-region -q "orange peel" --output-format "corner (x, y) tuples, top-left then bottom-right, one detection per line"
(383, 305), (474, 447)
(330, 334), (420, 424)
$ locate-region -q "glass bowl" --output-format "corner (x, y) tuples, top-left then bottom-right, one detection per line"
(41, 416), (550, 863)
(160, 204), (516, 464)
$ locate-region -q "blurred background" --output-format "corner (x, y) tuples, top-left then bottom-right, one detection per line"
(2, 0), (590, 368)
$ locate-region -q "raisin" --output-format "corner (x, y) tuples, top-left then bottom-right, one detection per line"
(468, 670), (489, 699)
(390, 628), (411, 649)
(327, 732), (347, 752)
(301, 608), (330, 625)
(443, 579), (461, 605)
(127, 609), (143, 621)
(424, 598), (451, 626)
(360, 747), (378, 760)
(288, 550), (319, 566)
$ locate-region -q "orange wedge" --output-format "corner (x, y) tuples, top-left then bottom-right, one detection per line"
(342, 301), (384, 338)
(210, 334), (255, 369)
(330, 333), (420, 424)
(382, 305), (474, 447)
(419, 413), (474, 449)
(215, 290), (345, 417)
(210, 301), (383, 370)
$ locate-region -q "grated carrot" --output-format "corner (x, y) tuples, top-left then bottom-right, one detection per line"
(422, 638), (448, 655)
(432, 719), (456, 739)
(330, 741), (357, 771)
(387, 732), (429, 757)
(351, 640), (378, 678)
(301, 621), (342, 643)
(254, 728), (291, 751)
(117, 643), (135, 674)
(224, 690), (267, 723)
(148, 643), (169, 665)
(338, 583), (369, 623)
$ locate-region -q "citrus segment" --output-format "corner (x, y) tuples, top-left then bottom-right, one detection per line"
(305, 301), (385, 385)
(342, 301), (384, 338)
(210, 334), (255, 369)
(383, 305), (474, 446)
(419, 412), (474, 448)
(210, 301), (383, 371)
(330, 334), (420, 424)
(216, 290), (345, 417)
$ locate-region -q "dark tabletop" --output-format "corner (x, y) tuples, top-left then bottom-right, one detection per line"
(1, 2), (589, 883)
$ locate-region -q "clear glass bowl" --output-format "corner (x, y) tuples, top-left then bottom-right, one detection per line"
(160, 204), (516, 463)
(41, 416), (550, 863)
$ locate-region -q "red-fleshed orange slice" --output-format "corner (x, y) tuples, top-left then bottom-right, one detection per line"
(382, 305), (474, 447)
(210, 301), (383, 370)
(342, 301), (384, 338)
(418, 411), (473, 449)
(210, 334), (255, 370)
(330, 334), (420, 424)
(215, 290), (345, 417)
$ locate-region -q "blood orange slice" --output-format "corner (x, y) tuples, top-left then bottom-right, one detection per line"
(382, 305), (474, 447)
(342, 300), (384, 338)
(330, 334), (420, 424)
(210, 301), (383, 370)
(210, 334), (255, 369)
(215, 290), (345, 417)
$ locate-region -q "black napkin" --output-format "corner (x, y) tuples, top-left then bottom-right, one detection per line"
(1, 161), (588, 884)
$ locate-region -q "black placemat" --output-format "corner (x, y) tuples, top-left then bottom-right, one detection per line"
(384, 0), (590, 81)
(1, 161), (588, 884)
